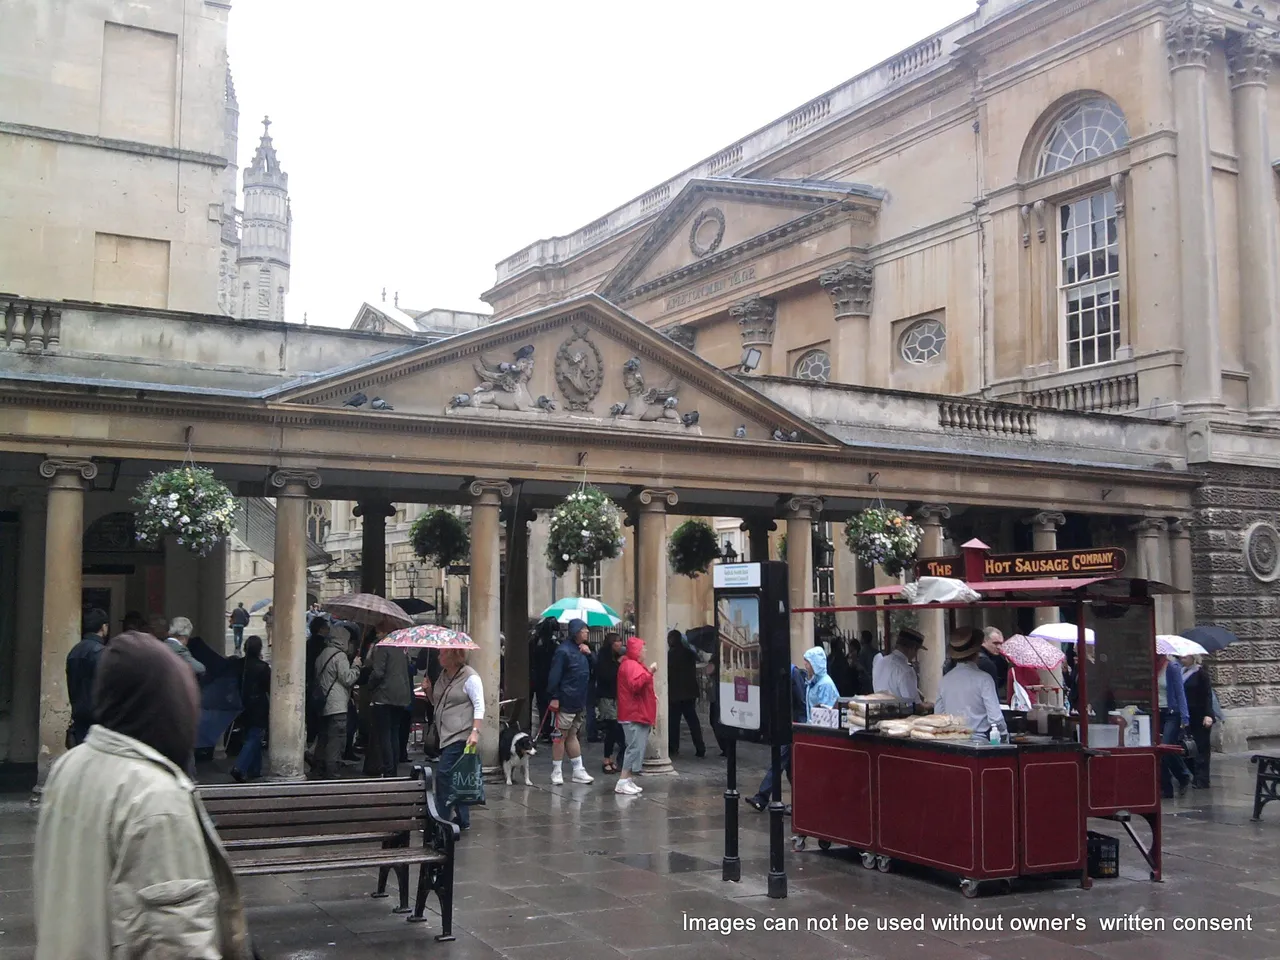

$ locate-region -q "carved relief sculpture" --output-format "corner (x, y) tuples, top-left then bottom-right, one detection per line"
(665, 324), (697, 352)
(448, 344), (548, 413)
(554, 325), (603, 412)
(611, 357), (681, 422)
(818, 260), (874, 320)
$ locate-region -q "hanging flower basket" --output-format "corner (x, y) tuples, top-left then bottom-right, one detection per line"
(409, 508), (470, 568)
(668, 519), (720, 578)
(132, 466), (237, 557)
(545, 486), (625, 577)
(844, 507), (924, 577)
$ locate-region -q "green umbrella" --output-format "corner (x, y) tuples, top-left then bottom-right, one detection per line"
(539, 597), (622, 629)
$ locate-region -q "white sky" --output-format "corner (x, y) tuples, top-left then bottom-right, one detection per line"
(228, 0), (976, 326)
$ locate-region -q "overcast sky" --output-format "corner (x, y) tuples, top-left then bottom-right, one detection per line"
(227, 0), (976, 326)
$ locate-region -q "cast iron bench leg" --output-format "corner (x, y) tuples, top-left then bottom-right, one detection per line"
(393, 864), (411, 913)
(435, 858), (456, 942)
(372, 865), (391, 899)
(1252, 756), (1280, 821)
(407, 862), (430, 925)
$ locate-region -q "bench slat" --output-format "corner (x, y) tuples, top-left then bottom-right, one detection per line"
(232, 852), (445, 876)
(202, 791), (421, 816)
(201, 778), (429, 800)
(216, 820), (419, 842)
(211, 805), (422, 829)
(221, 832), (401, 850)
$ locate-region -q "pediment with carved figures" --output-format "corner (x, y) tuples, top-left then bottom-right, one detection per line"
(273, 295), (835, 445)
(599, 178), (883, 306)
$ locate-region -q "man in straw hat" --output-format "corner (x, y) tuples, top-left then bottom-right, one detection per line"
(871, 627), (926, 703)
(936, 628), (1008, 742)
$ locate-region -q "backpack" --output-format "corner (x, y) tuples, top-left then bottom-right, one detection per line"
(307, 650), (341, 730)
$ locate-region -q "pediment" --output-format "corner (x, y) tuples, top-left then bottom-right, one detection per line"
(274, 295), (838, 446)
(600, 178), (882, 304)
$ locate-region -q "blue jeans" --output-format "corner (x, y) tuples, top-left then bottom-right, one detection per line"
(232, 625), (244, 653)
(753, 744), (792, 804)
(1160, 710), (1190, 795)
(235, 727), (265, 779)
(436, 741), (470, 828)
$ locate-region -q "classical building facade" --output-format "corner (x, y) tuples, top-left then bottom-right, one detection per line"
(485, 0), (1280, 742)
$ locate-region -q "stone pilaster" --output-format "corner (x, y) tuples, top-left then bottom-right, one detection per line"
(267, 468), (321, 780)
(1167, 1), (1226, 413)
(1228, 31), (1280, 420)
(469, 480), (511, 772)
(740, 517), (776, 563)
(915, 504), (951, 701)
(1024, 511), (1066, 626)
(730, 295), (776, 375)
(36, 458), (96, 785)
(637, 488), (678, 775)
(1167, 518), (1196, 632)
(819, 260), (874, 386)
(354, 499), (396, 597)
(782, 495), (823, 665)
(9, 488), (46, 764)
(1131, 517), (1173, 633)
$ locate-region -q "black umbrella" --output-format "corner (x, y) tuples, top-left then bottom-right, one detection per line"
(391, 597), (435, 616)
(1180, 625), (1238, 653)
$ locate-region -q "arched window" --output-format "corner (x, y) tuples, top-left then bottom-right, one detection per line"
(792, 349), (831, 382)
(1036, 98), (1129, 176)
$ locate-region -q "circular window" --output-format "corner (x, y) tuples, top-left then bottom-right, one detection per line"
(1245, 522), (1280, 583)
(900, 319), (947, 365)
(793, 349), (831, 382)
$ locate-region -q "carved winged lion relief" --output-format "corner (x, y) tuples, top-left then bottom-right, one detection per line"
(447, 344), (556, 413)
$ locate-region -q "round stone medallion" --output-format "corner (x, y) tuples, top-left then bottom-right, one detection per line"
(689, 207), (725, 258)
(1244, 521), (1280, 583)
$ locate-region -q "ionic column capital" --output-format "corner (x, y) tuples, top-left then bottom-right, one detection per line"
(1166, 2), (1224, 71)
(1130, 517), (1169, 535)
(468, 479), (513, 505)
(914, 503), (952, 526)
(781, 495), (824, 520)
(268, 468), (321, 496)
(637, 488), (678, 512)
(729, 294), (777, 346)
(1228, 30), (1271, 88)
(739, 518), (778, 534)
(352, 499), (396, 519)
(1168, 517), (1195, 537)
(818, 259), (874, 320)
(39, 458), (97, 486)
(1023, 510), (1066, 532)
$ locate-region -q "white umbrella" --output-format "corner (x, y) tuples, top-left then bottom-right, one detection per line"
(1156, 635), (1208, 657)
(1029, 622), (1095, 644)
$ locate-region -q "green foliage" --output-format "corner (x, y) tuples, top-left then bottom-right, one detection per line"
(668, 519), (720, 578)
(545, 486), (625, 577)
(133, 466), (236, 557)
(410, 509), (470, 568)
(844, 508), (924, 577)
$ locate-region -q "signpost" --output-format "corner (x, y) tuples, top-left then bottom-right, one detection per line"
(713, 560), (790, 898)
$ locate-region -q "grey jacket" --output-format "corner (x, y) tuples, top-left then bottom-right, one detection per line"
(315, 636), (360, 717)
(368, 644), (413, 708)
(164, 636), (206, 677)
(34, 726), (252, 959)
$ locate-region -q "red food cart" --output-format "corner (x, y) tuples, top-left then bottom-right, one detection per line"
(791, 539), (1180, 897)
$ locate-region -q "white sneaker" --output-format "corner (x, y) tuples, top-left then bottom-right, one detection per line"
(551, 768), (563, 785)
(571, 768), (595, 784)
(615, 779), (641, 795)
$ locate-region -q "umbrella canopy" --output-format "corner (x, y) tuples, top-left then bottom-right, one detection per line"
(1001, 634), (1066, 670)
(391, 597), (435, 616)
(379, 624), (478, 650)
(1181, 625), (1238, 653)
(540, 597), (622, 628)
(1029, 622), (1095, 644)
(249, 598), (271, 613)
(1157, 635), (1208, 657)
(322, 592), (413, 631)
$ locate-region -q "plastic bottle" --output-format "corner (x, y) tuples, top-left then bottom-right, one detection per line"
(989, 726), (1001, 746)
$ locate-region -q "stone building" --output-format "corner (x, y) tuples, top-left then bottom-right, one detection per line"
(485, 0), (1280, 744)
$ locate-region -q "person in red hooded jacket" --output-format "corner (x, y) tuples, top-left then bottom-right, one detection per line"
(615, 636), (658, 796)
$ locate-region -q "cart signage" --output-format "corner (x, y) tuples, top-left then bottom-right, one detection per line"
(915, 547), (1126, 581)
(808, 705), (840, 729)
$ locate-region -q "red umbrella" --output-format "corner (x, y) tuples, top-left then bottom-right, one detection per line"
(322, 592), (413, 631)
(1001, 634), (1066, 671)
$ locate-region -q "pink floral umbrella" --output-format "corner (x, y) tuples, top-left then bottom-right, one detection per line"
(1001, 634), (1066, 671)
(379, 624), (478, 651)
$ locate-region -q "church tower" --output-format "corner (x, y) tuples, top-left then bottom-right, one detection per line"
(236, 117), (291, 322)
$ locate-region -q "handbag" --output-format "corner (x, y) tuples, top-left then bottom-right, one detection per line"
(423, 720), (440, 757)
(1180, 730), (1199, 760)
(448, 743), (486, 807)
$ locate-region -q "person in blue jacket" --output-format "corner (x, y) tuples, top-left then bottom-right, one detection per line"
(746, 663), (810, 812)
(803, 646), (840, 716)
(546, 618), (597, 786)
(1159, 654), (1192, 798)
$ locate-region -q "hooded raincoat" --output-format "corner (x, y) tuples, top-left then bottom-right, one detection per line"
(616, 637), (656, 726)
(803, 647), (840, 718)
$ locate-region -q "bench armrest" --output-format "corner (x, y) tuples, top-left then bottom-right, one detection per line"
(416, 765), (460, 853)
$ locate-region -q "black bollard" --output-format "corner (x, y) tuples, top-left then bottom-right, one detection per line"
(767, 740), (787, 898)
(722, 736), (741, 882)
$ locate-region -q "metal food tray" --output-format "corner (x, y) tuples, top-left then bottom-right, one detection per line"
(839, 696), (916, 732)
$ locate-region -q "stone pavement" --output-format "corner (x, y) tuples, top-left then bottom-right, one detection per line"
(1, 742), (1279, 960)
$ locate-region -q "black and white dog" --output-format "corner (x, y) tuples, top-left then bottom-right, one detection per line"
(499, 725), (536, 785)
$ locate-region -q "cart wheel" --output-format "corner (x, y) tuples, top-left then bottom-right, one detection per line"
(793, 836), (807, 852)
(861, 851), (876, 870)
(999, 880), (1013, 895)
(960, 879), (981, 899)
(876, 855), (892, 873)
(818, 839), (832, 851)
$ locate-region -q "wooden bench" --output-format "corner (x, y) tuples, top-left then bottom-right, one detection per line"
(1251, 754), (1280, 822)
(201, 765), (457, 939)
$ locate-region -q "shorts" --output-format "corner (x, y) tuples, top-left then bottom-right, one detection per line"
(552, 710), (584, 739)
(621, 721), (650, 773)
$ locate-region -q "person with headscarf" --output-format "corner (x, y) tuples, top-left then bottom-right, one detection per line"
(802, 646), (839, 716)
(34, 631), (253, 959)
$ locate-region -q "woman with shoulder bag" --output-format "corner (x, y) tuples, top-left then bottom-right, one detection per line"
(425, 648), (483, 831)
(1182, 654), (1215, 789)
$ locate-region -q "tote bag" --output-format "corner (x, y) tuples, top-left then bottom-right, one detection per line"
(448, 744), (486, 807)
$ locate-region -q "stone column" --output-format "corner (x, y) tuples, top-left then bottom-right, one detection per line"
(782, 496), (823, 665)
(198, 539), (228, 653)
(502, 502), (532, 726)
(267, 468), (320, 780)
(915, 505), (951, 702)
(469, 480), (510, 772)
(1131, 518), (1172, 634)
(1024, 511), (1066, 626)
(819, 260), (874, 386)
(354, 499), (395, 597)
(1229, 32), (1280, 420)
(1167, 518), (1196, 632)
(9, 488), (46, 764)
(36, 458), (96, 784)
(740, 518), (776, 563)
(729, 295), (777, 376)
(1167, 3), (1226, 413)
(164, 540), (199, 628)
(637, 488), (678, 775)
(833, 522), (860, 637)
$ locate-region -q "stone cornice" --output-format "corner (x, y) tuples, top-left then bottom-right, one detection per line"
(0, 121), (228, 168)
